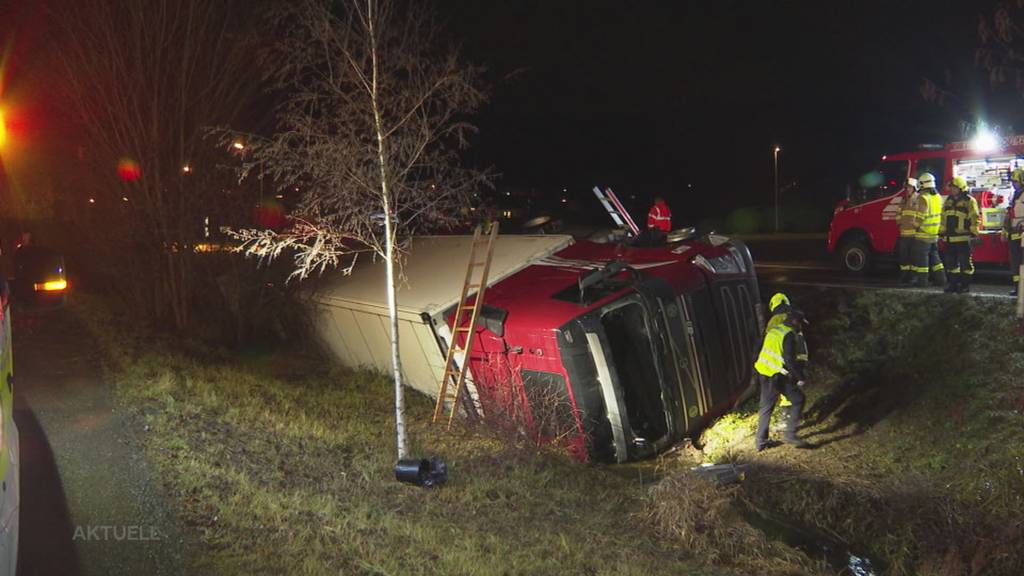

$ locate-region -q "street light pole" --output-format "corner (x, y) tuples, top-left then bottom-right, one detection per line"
(773, 146), (781, 233)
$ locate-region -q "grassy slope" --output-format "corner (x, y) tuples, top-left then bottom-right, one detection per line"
(74, 298), (726, 576)
(77, 289), (1024, 575)
(698, 290), (1024, 575)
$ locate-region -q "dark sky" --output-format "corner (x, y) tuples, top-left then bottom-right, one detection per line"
(438, 0), (1016, 229)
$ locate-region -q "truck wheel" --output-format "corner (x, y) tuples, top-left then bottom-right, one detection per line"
(839, 237), (872, 274)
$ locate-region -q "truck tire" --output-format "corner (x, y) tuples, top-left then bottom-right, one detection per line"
(839, 237), (872, 274)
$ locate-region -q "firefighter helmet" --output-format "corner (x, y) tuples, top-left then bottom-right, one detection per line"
(906, 177), (919, 190)
(1011, 168), (1024, 185)
(950, 175), (968, 192)
(769, 292), (789, 313)
(918, 173), (936, 189)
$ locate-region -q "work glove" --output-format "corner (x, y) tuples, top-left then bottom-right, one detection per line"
(1002, 230), (1009, 241)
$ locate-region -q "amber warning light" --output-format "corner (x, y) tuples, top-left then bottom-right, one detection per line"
(33, 280), (68, 292)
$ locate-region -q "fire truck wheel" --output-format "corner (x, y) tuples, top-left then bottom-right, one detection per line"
(839, 237), (872, 274)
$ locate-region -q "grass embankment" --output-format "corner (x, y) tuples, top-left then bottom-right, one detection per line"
(695, 290), (1024, 575)
(74, 297), (728, 576)
(76, 290), (1024, 575)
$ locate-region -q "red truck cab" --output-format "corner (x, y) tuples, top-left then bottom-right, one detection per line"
(447, 234), (763, 463)
(827, 135), (1024, 273)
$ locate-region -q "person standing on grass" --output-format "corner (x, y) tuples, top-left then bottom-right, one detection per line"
(940, 176), (979, 293)
(754, 309), (810, 452)
(897, 177), (920, 284)
(1004, 168), (1024, 297)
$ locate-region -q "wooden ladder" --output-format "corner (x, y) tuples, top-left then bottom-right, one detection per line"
(432, 222), (499, 428)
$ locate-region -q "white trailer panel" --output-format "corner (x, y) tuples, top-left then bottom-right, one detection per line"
(314, 234), (573, 397)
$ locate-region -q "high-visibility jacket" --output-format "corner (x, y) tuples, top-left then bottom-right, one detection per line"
(939, 193), (980, 243)
(1006, 191), (1024, 241)
(647, 201), (672, 232)
(898, 191), (922, 237)
(755, 324), (796, 377)
(918, 191), (943, 241)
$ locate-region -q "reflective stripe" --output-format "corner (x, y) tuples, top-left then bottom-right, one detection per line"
(930, 262), (945, 272)
(899, 264), (911, 271)
(755, 325), (792, 377)
(911, 265), (929, 273)
(947, 235), (972, 243)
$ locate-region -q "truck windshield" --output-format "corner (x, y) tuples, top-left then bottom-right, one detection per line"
(598, 297), (668, 444)
(851, 160), (907, 205)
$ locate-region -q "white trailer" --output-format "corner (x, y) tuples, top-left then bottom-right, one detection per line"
(312, 235), (573, 398)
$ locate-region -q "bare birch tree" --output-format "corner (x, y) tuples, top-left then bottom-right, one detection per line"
(49, 0), (260, 330)
(222, 0), (489, 458)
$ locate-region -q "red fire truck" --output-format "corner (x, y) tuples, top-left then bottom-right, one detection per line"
(827, 135), (1024, 273)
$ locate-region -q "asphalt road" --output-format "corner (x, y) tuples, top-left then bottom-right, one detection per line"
(744, 236), (1018, 299)
(12, 308), (188, 576)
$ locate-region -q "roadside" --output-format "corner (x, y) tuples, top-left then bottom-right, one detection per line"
(72, 295), (728, 576)
(12, 307), (189, 576)
(693, 289), (1024, 575)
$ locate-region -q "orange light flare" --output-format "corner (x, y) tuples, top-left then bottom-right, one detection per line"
(117, 157), (142, 182)
(0, 108), (7, 149)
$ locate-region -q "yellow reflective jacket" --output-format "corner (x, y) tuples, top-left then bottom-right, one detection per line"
(899, 191), (922, 237)
(755, 324), (794, 377)
(918, 191), (943, 241)
(940, 193), (980, 242)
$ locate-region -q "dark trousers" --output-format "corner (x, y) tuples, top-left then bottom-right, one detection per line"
(944, 241), (974, 288)
(909, 239), (930, 286)
(1010, 235), (1022, 285)
(927, 242), (946, 285)
(756, 373), (805, 449)
(897, 236), (914, 283)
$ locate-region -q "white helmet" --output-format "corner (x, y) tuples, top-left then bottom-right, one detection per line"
(918, 173), (936, 189)
(906, 177), (919, 190)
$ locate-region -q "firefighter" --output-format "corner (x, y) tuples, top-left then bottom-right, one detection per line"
(939, 176), (980, 293)
(1005, 168), (1024, 297)
(897, 178), (920, 284)
(906, 173), (942, 287)
(754, 309), (810, 451)
(919, 174), (946, 286)
(647, 196), (672, 234)
(765, 293), (809, 432)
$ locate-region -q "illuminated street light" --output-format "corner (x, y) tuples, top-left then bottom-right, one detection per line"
(182, 164), (192, 173)
(88, 198), (96, 204)
(773, 146), (781, 233)
(971, 126), (1000, 153)
(232, 140), (245, 150)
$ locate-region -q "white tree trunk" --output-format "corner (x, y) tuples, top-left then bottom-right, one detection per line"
(384, 217), (407, 459)
(368, 0), (408, 460)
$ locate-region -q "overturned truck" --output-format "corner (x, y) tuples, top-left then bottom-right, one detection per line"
(313, 232), (763, 463)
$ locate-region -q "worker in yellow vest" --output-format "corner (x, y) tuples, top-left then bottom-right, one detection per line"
(897, 178), (920, 284)
(765, 293), (808, 432)
(754, 309), (811, 451)
(906, 173), (944, 287)
(1004, 168), (1024, 297)
(940, 176), (980, 293)
(919, 175), (946, 286)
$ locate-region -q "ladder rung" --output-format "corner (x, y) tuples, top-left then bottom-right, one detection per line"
(467, 283), (481, 288)
(454, 326), (472, 332)
(470, 261), (486, 267)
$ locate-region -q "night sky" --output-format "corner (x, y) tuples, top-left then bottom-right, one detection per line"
(439, 0), (1018, 230)
(3, 1), (1022, 232)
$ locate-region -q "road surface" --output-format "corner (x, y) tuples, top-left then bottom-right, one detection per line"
(12, 308), (189, 576)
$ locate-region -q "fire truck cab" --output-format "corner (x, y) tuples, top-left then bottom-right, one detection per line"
(827, 135), (1024, 273)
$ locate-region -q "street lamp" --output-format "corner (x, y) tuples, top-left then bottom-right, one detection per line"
(773, 146), (781, 233)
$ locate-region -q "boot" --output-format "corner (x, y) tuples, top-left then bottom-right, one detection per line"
(957, 284), (971, 294)
(782, 434), (811, 448)
(1011, 288), (1019, 297)
(944, 283), (959, 293)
